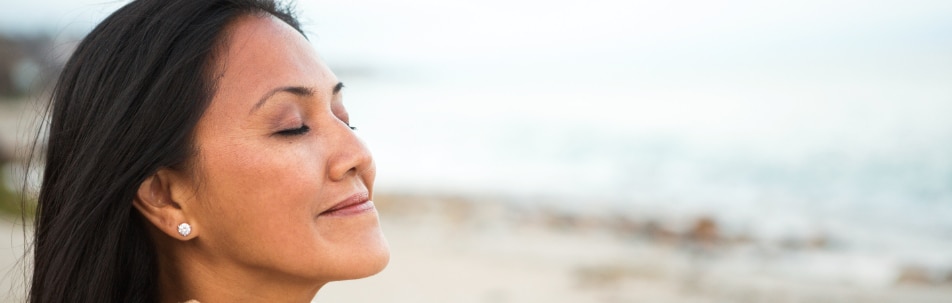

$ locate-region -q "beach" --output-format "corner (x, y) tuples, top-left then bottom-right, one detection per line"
(321, 193), (952, 303)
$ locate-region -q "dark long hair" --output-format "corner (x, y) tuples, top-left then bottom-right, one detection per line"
(30, 0), (304, 301)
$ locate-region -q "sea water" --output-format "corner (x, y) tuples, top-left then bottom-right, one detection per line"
(342, 56), (952, 273)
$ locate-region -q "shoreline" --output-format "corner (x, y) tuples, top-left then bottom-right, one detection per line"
(328, 191), (952, 302)
(375, 191), (952, 282)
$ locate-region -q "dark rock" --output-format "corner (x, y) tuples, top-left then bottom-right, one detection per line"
(687, 216), (720, 245)
(896, 265), (934, 285)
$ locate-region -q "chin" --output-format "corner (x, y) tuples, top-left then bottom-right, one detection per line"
(319, 225), (390, 282)
(346, 229), (391, 280)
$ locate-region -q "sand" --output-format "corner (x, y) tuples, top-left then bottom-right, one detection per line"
(316, 193), (952, 303)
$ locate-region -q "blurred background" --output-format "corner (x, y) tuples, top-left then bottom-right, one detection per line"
(1, 0), (951, 302)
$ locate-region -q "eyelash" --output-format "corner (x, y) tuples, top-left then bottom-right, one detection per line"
(276, 125), (310, 136)
(275, 124), (357, 136)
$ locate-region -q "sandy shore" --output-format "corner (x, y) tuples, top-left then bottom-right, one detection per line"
(1, 193), (950, 302)
(316, 192), (952, 303)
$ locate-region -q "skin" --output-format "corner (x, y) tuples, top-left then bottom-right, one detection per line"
(133, 14), (389, 303)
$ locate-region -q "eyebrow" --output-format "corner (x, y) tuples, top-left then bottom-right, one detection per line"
(250, 81), (344, 114)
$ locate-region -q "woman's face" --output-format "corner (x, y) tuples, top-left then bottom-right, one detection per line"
(181, 15), (388, 284)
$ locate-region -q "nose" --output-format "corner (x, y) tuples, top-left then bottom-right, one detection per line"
(326, 121), (375, 186)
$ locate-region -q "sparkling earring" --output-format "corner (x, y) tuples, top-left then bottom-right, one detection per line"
(177, 223), (192, 237)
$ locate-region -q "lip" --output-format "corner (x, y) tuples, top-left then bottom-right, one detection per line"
(320, 192), (375, 217)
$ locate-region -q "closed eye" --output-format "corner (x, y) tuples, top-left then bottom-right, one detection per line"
(276, 124), (310, 136)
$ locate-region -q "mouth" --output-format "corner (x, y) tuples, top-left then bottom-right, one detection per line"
(320, 192), (375, 217)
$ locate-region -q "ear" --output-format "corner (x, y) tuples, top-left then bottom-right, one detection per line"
(133, 169), (197, 240)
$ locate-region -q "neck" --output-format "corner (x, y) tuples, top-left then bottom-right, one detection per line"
(153, 235), (324, 303)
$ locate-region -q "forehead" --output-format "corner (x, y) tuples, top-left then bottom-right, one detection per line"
(211, 15), (335, 108)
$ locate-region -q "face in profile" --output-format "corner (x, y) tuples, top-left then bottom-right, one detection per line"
(165, 14), (389, 287)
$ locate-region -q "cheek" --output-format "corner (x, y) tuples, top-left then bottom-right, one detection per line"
(196, 140), (327, 236)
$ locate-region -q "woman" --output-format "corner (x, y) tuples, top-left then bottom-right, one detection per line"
(29, 0), (389, 302)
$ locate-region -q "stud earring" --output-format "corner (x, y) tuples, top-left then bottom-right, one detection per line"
(177, 223), (192, 237)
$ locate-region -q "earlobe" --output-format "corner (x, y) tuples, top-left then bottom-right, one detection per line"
(133, 170), (197, 240)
